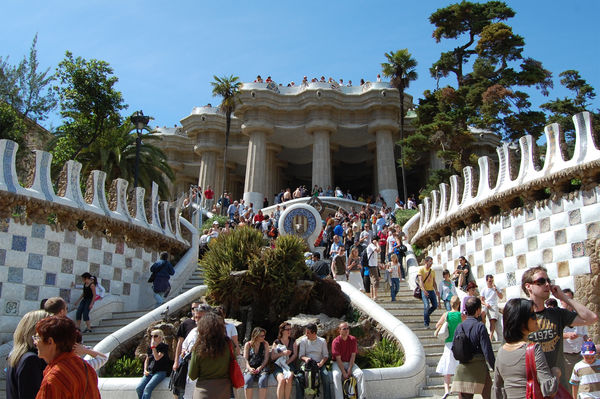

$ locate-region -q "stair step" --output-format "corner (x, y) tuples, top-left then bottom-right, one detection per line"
(99, 316), (141, 327)
(111, 310), (150, 318)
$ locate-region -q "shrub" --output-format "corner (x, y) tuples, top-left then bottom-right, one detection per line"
(394, 209), (418, 229)
(103, 355), (143, 377)
(201, 214), (227, 230)
(363, 338), (404, 368)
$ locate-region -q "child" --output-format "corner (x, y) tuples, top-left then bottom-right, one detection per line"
(438, 270), (457, 311)
(570, 341), (600, 399)
(388, 254), (401, 301)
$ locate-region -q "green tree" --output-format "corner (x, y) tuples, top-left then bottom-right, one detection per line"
(51, 51), (126, 168)
(410, 1), (553, 187)
(0, 101), (27, 143)
(211, 75), (241, 212)
(0, 34), (56, 122)
(381, 49), (418, 204)
(541, 70), (599, 142)
(76, 120), (174, 198)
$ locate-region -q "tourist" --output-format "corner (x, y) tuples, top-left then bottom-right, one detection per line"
(43, 296), (68, 317)
(546, 298), (559, 308)
(73, 272), (96, 333)
(214, 305), (240, 354)
(188, 312), (234, 399)
(480, 274), (503, 341)
(263, 197), (269, 208)
(137, 329), (171, 399)
(455, 256), (474, 290)
(271, 322), (298, 399)
(330, 235), (343, 259)
(561, 288), (589, 381)
(388, 253), (401, 301)
(461, 281), (479, 317)
(394, 232), (407, 280)
(6, 309), (50, 399)
(310, 252), (330, 279)
(377, 225), (388, 264)
(522, 265), (598, 387)
(331, 246), (347, 282)
(297, 323), (332, 399)
(376, 74), (381, 82)
(418, 256), (440, 328)
(569, 341), (600, 399)
(243, 327), (270, 399)
(331, 322), (365, 399)
(339, 78), (343, 86)
(203, 185), (214, 210)
(451, 297), (495, 399)
(366, 238), (381, 300)
(150, 252), (175, 308)
(323, 219), (335, 258)
(346, 247), (364, 291)
(34, 316), (101, 398)
(439, 270), (458, 311)
(173, 302), (199, 374)
(435, 296), (462, 399)
(493, 298), (559, 399)
(181, 304), (212, 397)
(293, 186), (302, 199)
(347, 80), (352, 87)
(360, 79), (365, 85)
(228, 201), (238, 221)
(406, 195), (417, 210)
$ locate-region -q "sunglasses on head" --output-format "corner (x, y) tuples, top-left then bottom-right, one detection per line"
(531, 277), (553, 286)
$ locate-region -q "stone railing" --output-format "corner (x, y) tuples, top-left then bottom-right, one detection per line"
(403, 112), (600, 304)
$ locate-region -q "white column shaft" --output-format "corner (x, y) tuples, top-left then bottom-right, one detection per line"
(198, 151), (217, 191)
(376, 129), (399, 206)
(312, 130), (332, 189)
(243, 131), (267, 209)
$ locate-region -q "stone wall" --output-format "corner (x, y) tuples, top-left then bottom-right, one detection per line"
(404, 112), (600, 304)
(577, 234), (600, 343)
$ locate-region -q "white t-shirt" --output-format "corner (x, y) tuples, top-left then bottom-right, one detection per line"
(480, 286), (499, 307)
(182, 327), (198, 355)
(386, 235), (397, 254)
(225, 322), (238, 339)
(563, 325), (589, 354)
(366, 243), (379, 267)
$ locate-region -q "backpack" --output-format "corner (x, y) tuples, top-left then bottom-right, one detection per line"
(343, 375), (358, 399)
(301, 359), (320, 396)
(360, 250), (371, 268)
(451, 324), (474, 363)
(169, 353), (190, 395)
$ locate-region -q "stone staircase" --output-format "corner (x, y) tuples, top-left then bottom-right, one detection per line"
(375, 283), (499, 399)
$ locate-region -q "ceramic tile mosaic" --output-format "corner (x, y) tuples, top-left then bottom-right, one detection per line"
(47, 241), (60, 257)
(31, 223), (46, 239)
(11, 235), (26, 251)
(0, 248), (5, 266)
(45, 273), (56, 286)
(8, 267), (23, 283)
(25, 285), (39, 301)
(27, 253), (43, 270)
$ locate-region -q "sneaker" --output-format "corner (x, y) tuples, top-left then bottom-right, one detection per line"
(441, 393), (450, 399)
(83, 328), (92, 333)
(424, 325), (430, 330)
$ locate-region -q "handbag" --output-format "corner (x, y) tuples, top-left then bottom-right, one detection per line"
(228, 341), (244, 389)
(525, 343), (573, 399)
(413, 269), (432, 299)
(434, 321), (449, 341)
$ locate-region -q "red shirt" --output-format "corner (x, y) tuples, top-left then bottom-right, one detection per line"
(254, 214), (264, 223)
(331, 335), (357, 363)
(204, 189), (214, 200)
(378, 231), (388, 247)
(36, 351), (101, 399)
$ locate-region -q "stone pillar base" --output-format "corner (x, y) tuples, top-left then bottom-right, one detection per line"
(380, 189), (398, 209)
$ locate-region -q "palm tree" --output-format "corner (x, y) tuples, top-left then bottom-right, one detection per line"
(382, 49), (418, 204)
(77, 121), (175, 199)
(211, 75), (242, 214)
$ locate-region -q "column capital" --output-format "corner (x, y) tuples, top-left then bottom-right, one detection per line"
(267, 143), (282, 153)
(193, 145), (220, 156)
(367, 121), (399, 135)
(241, 121), (274, 136)
(305, 120), (337, 135)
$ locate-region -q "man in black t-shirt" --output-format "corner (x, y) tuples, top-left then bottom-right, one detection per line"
(522, 266), (598, 387)
(172, 301), (199, 373)
(310, 252), (330, 279)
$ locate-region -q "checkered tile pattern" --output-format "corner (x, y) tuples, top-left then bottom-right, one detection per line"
(0, 219), (157, 317)
(427, 188), (599, 299)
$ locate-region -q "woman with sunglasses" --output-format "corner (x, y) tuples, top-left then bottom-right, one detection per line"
(492, 298), (559, 399)
(243, 327), (270, 399)
(136, 329), (171, 399)
(271, 322), (298, 399)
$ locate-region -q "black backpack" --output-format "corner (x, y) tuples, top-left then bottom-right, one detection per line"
(451, 324), (474, 363)
(169, 353), (190, 395)
(360, 250), (371, 267)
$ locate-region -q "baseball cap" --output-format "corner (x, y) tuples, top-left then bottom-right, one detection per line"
(466, 281), (478, 290)
(581, 341), (597, 355)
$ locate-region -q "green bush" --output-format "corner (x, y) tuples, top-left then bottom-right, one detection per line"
(201, 214), (227, 231)
(103, 355), (143, 377)
(363, 338), (404, 368)
(394, 209), (418, 228)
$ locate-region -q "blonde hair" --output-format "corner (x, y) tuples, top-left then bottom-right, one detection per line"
(7, 310), (51, 367)
(450, 295), (461, 310)
(250, 327), (266, 347)
(150, 329), (164, 341)
(390, 253), (399, 263)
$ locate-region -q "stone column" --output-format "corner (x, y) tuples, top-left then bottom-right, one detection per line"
(243, 130), (267, 209)
(311, 129), (333, 190)
(265, 144), (280, 205)
(375, 128), (399, 207)
(197, 150), (217, 193)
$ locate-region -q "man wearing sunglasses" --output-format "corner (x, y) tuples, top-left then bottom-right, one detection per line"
(522, 266), (599, 387)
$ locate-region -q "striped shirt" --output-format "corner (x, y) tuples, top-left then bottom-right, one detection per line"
(570, 358), (600, 399)
(36, 351), (101, 399)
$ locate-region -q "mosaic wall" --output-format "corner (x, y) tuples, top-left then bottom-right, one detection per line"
(0, 217), (158, 318)
(428, 189), (599, 298)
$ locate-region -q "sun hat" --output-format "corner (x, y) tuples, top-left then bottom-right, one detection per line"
(581, 341), (597, 356)
(466, 281), (478, 290)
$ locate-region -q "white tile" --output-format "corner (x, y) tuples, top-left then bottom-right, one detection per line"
(564, 195), (583, 212)
(503, 257), (517, 273)
(512, 238), (528, 256)
(489, 220), (502, 233)
(536, 204), (553, 218)
(580, 203), (600, 224)
(506, 285), (522, 300)
(501, 228), (514, 244)
(570, 257), (591, 276)
(73, 260), (89, 276)
(545, 263), (558, 280)
(523, 220), (540, 237)
(492, 246), (504, 262)
(553, 244), (573, 262)
(566, 224), (587, 243)
(526, 250), (543, 267)
(537, 231), (555, 249)
(550, 212), (569, 230)
(482, 234), (494, 249)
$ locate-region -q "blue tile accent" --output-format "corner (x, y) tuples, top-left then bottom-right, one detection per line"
(8, 267), (23, 283)
(59, 288), (71, 303)
(12, 235), (27, 251)
(39, 151), (54, 201)
(0, 248), (5, 265)
(45, 272), (56, 286)
(3, 140), (17, 193)
(25, 285), (39, 301)
(31, 223), (46, 239)
(27, 253), (43, 270)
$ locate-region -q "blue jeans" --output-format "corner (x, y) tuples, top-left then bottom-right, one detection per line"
(443, 299), (452, 311)
(421, 290), (438, 326)
(153, 292), (166, 308)
(76, 298), (92, 321)
(390, 277), (400, 301)
(136, 371), (167, 399)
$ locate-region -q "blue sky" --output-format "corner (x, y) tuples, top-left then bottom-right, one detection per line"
(2, 0), (599, 131)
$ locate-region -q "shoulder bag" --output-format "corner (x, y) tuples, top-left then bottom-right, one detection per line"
(434, 319), (449, 341)
(413, 269), (432, 299)
(228, 340), (244, 389)
(525, 343), (572, 399)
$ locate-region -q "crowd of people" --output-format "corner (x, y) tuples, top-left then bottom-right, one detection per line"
(167, 302), (365, 399)
(420, 261), (600, 399)
(253, 74), (385, 88)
